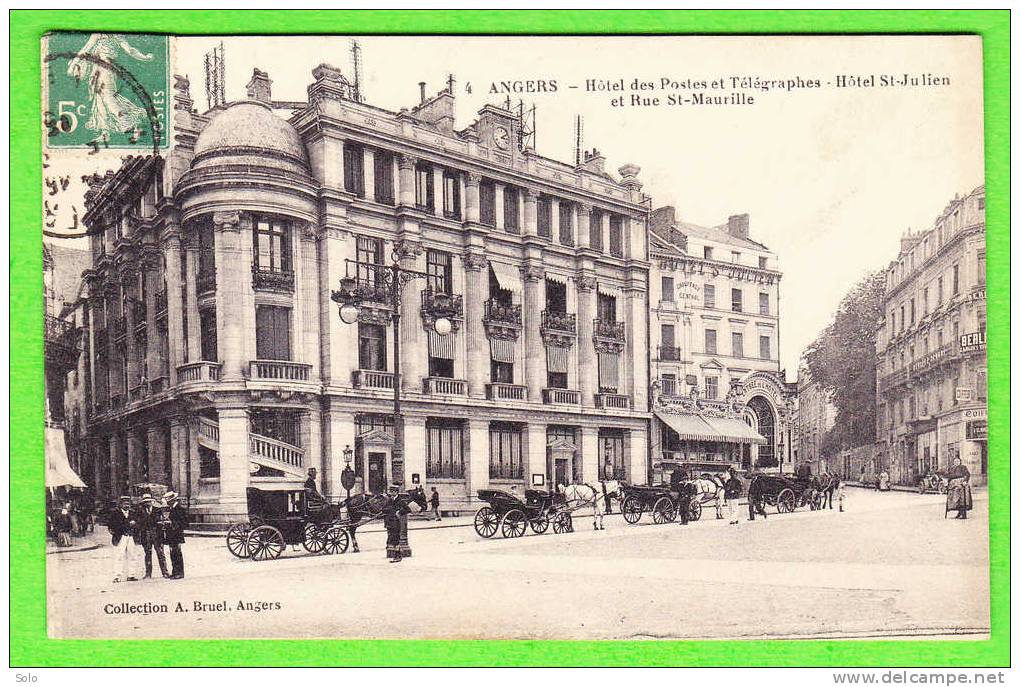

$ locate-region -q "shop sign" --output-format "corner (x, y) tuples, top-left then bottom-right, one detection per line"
(968, 288), (986, 302)
(676, 280), (701, 303)
(962, 407), (987, 421)
(959, 330), (986, 353)
(955, 387), (974, 402)
(966, 421), (988, 441)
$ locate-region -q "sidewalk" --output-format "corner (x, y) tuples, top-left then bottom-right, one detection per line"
(184, 511), (479, 538)
(46, 531), (103, 555)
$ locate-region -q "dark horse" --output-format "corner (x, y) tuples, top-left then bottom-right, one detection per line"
(816, 473), (841, 510)
(340, 486), (428, 553)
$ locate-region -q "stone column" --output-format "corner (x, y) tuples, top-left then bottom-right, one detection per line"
(466, 418), (490, 504)
(577, 204), (592, 249)
(302, 410), (323, 489)
(163, 229), (184, 383)
(126, 427), (145, 485)
(464, 173), (481, 224)
(186, 416), (202, 503)
(576, 271), (598, 407)
(433, 165), (446, 218)
(599, 211), (610, 254)
(299, 225), (321, 378)
(183, 234), (201, 362)
(624, 288), (649, 409)
(402, 415), (427, 487)
(629, 428), (648, 485)
(363, 148), (376, 202)
(147, 423), (168, 485)
(213, 211), (245, 382)
(216, 406), (249, 518)
(525, 422), (547, 489)
(168, 416), (187, 495)
(144, 255), (160, 381)
(550, 199), (561, 243)
(123, 271), (139, 395)
(580, 425), (600, 484)
(397, 154), (416, 207)
(396, 239), (426, 392)
(323, 407), (357, 497)
(463, 251), (488, 398)
(523, 189), (538, 237)
(523, 263), (545, 403)
(494, 183), (505, 230)
(109, 433), (123, 498)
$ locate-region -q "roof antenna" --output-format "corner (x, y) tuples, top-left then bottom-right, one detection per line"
(573, 115), (584, 166)
(350, 39), (363, 102)
(203, 41), (225, 109)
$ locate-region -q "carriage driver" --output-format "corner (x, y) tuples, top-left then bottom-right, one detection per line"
(669, 469), (693, 526)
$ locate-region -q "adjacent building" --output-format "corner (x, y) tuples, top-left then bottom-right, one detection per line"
(65, 66), (654, 522)
(792, 360), (836, 474)
(875, 186), (987, 486)
(647, 207), (795, 482)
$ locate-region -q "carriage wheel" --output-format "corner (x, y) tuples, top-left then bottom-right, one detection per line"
(246, 525), (284, 561)
(688, 500), (703, 522)
(652, 497), (676, 524)
(226, 523), (252, 558)
(622, 497), (644, 524)
(552, 511), (573, 534)
(529, 511), (550, 534)
(302, 524), (326, 554)
(322, 526), (350, 555)
(777, 489), (796, 514)
(501, 509), (528, 538)
(473, 506), (499, 538)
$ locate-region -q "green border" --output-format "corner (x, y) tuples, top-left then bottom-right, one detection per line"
(10, 9), (1009, 667)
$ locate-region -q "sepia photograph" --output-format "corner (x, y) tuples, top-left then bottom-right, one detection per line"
(36, 28), (992, 646)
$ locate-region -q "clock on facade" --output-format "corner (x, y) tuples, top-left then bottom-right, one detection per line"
(492, 126), (511, 150)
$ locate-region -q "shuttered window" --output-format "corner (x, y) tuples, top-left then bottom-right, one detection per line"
(489, 423), (524, 479)
(374, 151), (395, 205)
(426, 420), (465, 479)
(255, 305), (291, 360)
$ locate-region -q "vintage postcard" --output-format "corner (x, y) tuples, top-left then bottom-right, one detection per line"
(40, 32), (989, 642)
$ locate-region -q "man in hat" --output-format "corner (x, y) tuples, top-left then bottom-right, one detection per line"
(107, 496), (138, 583)
(163, 491), (188, 579)
(136, 493), (170, 579)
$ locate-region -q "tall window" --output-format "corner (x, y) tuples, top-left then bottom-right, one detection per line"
(343, 143), (365, 197)
(661, 276), (674, 303)
(600, 430), (626, 481)
(558, 202), (574, 245)
(597, 292), (616, 322)
(705, 376), (719, 400)
(660, 373), (677, 396)
(952, 263), (960, 295)
(489, 268), (513, 308)
(537, 196), (552, 238)
(489, 422), (524, 479)
(373, 150), (395, 205)
(197, 223), (215, 284)
(938, 276), (944, 305)
(356, 236), (383, 285)
(426, 419), (465, 479)
(704, 284), (715, 308)
(758, 292), (769, 315)
(759, 335), (771, 360)
(758, 256), (768, 269)
(731, 288), (743, 313)
(415, 163), (434, 212)
(731, 251), (741, 264)
(909, 298), (915, 325)
(977, 251), (986, 285)
(491, 359), (514, 384)
(546, 279), (567, 313)
(442, 171), (461, 220)
(608, 216), (623, 257)
(358, 323), (387, 371)
(923, 288), (929, 315)
(255, 305), (291, 360)
(253, 216), (291, 273)
(703, 246), (713, 260)
(250, 409), (300, 446)
(705, 328), (717, 354)
(503, 186), (520, 233)
(661, 324), (675, 347)
(546, 345), (568, 390)
(732, 332), (744, 358)
(589, 208), (604, 251)
(479, 180), (496, 226)
(199, 309), (217, 361)
(426, 250), (452, 295)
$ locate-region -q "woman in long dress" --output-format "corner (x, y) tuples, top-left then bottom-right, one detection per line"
(945, 457), (973, 519)
(65, 33), (153, 142)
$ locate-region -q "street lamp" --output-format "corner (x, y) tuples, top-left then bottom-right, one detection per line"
(340, 444), (355, 503)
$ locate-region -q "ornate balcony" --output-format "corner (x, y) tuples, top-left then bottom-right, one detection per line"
(423, 377), (468, 396)
(596, 393), (631, 410)
(250, 434), (304, 470)
(486, 383), (527, 401)
(594, 318), (626, 342)
(541, 310), (577, 334)
(658, 345), (682, 362)
(909, 342), (960, 377)
(177, 361), (221, 383)
(484, 299), (522, 327)
(44, 315), (78, 371)
(149, 375), (170, 394)
(542, 388), (581, 405)
(421, 289), (464, 318)
(250, 360), (312, 381)
(252, 267), (295, 293)
(128, 384), (145, 402)
(878, 367), (909, 394)
(352, 369), (395, 390)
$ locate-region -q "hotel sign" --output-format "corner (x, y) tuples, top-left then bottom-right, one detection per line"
(966, 421), (988, 441)
(959, 331), (986, 353)
(955, 387), (974, 402)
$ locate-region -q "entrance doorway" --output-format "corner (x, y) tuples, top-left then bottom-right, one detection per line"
(747, 396), (776, 468)
(368, 452), (387, 493)
(554, 458), (570, 488)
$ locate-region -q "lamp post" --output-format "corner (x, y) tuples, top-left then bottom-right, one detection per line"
(340, 444), (355, 503)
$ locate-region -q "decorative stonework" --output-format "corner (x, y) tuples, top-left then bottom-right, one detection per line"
(358, 306), (393, 326)
(213, 210), (241, 231)
(542, 330), (575, 349)
(522, 263), (545, 282)
(397, 154), (417, 170)
(462, 251), (488, 272)
(575, 270), (597, 292)
(394, 238), (424, 260)
(301, 223), (323, 242)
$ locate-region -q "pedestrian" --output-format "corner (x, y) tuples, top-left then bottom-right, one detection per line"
(669, 468), (691, 525)
(163, 491), (187, 579)
(723, 468), (743, 525)
(836, 480), (846, 512)
(137, 494), (170, 579)
(107, 496), (138, 583)
(945, 457), (973, 520)
(383, 486), (408, 563)
(878, 470), (890, 491)
(429, 487), (442, 521)
(54, 503), (73, 546)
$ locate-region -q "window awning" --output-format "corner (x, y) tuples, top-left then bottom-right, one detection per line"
(489, 262), (522, 294)
(46, 425), (86, 488)
(702, 416), (767, 445)
(655, 411), (766, 445)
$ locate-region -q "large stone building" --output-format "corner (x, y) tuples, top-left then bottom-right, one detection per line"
(875, 185), (987, 486)
(646, 207), (795, 483)
(792, 360), (836, 474)
(65, 66), (653, 521)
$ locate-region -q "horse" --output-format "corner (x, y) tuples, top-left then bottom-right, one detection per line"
(560, 481), (623, 531)
(693, 473), (726, 519)
(340, 486), (428, 553)
(817, 474), (841, 510)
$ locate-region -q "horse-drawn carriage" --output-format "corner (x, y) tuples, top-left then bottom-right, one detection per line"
(748, 473), (815, 514)
(473, 489), (572, 538)
(619, 482), (706, 525)
(226, 487), (349, 561)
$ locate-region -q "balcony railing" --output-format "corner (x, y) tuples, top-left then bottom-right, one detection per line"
(486, 383), (527, 401)
(128, 384), (145, 402)
(594, 318), (626, 342)
(658, 345), (682, 361)
(423, 377), (468, 396)
(250, 360), (312, 381)
(909, 342), (960, 377)
(421, 289), (464, 318)
(484, 299), (522, 327)
(352, 369), (395, 390)
(132, 299), (147, 327)
(177, 361), (221, 383)
(250, 434), (304, 470)
(596, 393), (631, 410)
(155, 289), (168, 317)
(878, 367), (909, 393)
(252, 267), (295, 293)
(198, 416), (219, 443)
(542, 388), (581, 405)
(541, 310), (577, 334)
(149, 375), (170, 394)
(44, 314), (75, 343)
(352, 279), (392, 305)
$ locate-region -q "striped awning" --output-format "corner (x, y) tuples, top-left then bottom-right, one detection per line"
(703, 416), (767, 445)
(428, 330), (456, 360)
(655, 411), (721, 443)
(489, 262), (522, 294)
(490, 338), (515, 363)
(598, 351), (620, 388)
(547, 346), (569, 373)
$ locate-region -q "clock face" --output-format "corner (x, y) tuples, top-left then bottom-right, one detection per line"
(492, 126), (511, 150)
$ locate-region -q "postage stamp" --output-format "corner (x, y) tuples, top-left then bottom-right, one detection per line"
(43, 32), (169, 150)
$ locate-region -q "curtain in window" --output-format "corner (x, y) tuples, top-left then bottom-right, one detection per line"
(546, 345), (569, 374)
(490, 338), (515, 364)
(428, 330), (456, 360)
(598, 351), (620, 389)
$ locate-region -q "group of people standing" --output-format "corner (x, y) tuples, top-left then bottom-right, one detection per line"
(107, 491), (187, 583)
(46, 487), (96, 546)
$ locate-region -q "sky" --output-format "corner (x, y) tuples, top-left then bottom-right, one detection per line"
(49, 34), (985, 378)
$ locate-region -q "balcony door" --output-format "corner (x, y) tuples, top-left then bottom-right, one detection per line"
(255, 305), (291, 361)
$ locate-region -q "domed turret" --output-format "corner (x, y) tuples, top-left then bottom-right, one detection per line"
(193, 100), (310, 168)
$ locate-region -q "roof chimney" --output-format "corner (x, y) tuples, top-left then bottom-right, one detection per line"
(246, 68), (272, 103)
(419, 81), (427, 104)
(727, 214), (750, 240)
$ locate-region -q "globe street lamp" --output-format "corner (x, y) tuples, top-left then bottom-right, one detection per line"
(340, 444), (356, 503)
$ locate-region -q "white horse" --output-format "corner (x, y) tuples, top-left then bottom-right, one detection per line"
(689, 474), (726, 519)
(560, 481), (623, 531)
